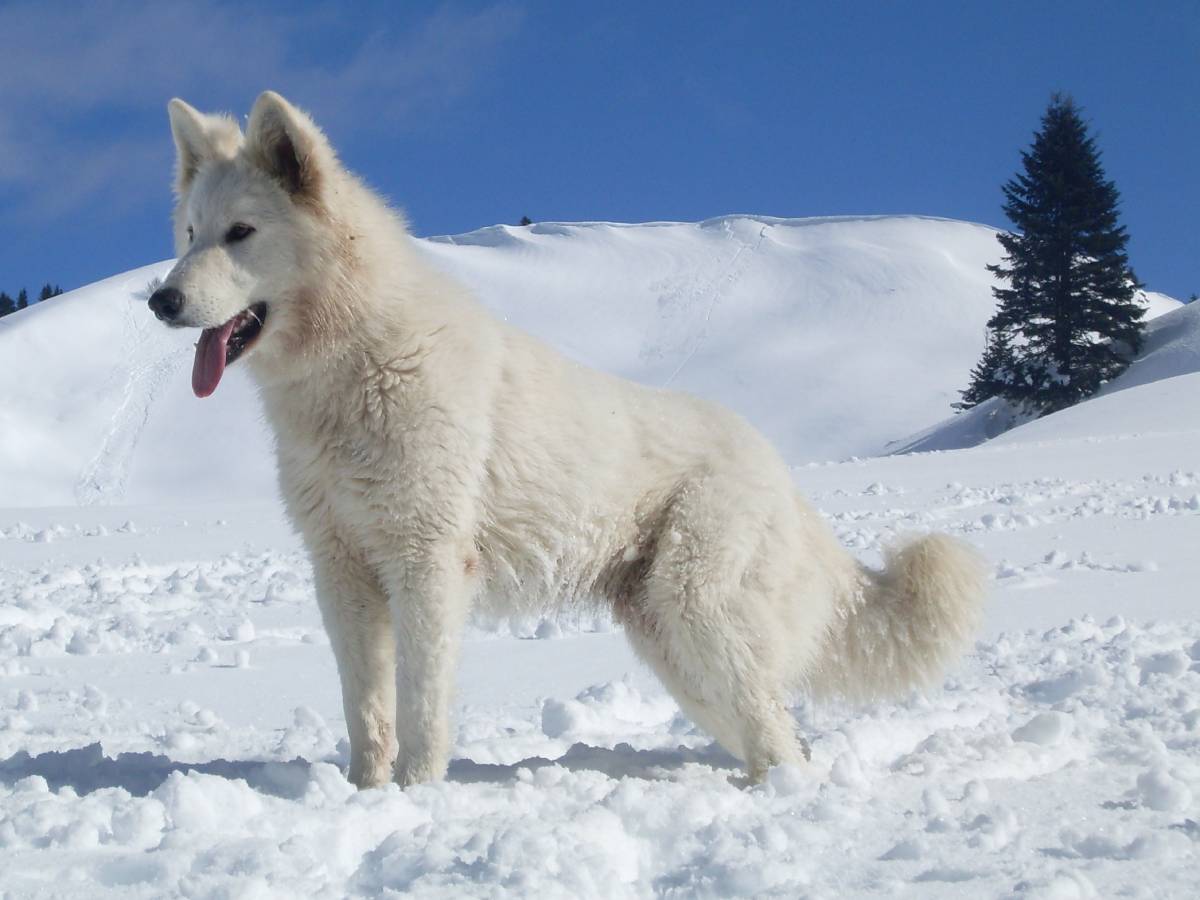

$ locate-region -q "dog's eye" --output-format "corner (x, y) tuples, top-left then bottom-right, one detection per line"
(225, 223), (256, 244)
(186, 225), (194, 243)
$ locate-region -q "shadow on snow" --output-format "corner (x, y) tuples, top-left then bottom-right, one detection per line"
(0, 741), (740, 798)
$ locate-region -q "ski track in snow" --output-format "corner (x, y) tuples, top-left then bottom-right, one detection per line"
(2, 450), (1199, 897)
(75, 294), (186, 506)
(656, 221), (768, 388)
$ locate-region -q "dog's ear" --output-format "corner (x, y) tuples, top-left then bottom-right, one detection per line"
(167, 99), (242, 196)
(245, 91), (331, 201)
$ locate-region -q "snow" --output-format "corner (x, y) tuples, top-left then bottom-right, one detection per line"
(0, 215), (1004, 506)
(893, 290), (1191, 455)
(1, 216), (1198, 897)
(1097, 298), (1200, 394)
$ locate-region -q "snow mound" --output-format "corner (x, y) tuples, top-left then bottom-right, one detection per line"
(0, 215), (1006, 506)
(888, 396), (1027, 454)
(990, 303), (1200, 447)
(1100, 299), (1200, 394)
(893, 295), (1191, 454)
(990, 371), (1200, 446)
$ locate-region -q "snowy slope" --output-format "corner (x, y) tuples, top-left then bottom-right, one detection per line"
(986, 299), (1200, 445)
(0, 215), (1003, 506)
(1096, 297), (1200, 394)
(891, 293), (1189, 455)
(2, 220), (1199, 897)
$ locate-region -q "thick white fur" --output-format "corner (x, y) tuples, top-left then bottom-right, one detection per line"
(157, 92), (986, 787)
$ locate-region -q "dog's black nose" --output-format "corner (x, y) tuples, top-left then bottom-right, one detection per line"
(148, 286), (184, 322)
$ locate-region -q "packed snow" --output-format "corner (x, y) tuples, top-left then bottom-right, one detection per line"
(1, 217), (1197, 897)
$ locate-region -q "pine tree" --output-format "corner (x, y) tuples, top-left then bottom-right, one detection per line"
(518, 215), (533, 226)
(39, 283), (53, 302)
(962, 94), (1143, 415)
(16, 288), (28, 310)
(0, 292), (14, 318)
(955, 329), (1018, 410)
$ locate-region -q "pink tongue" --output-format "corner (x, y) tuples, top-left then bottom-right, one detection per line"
(192, 319), (237, 398)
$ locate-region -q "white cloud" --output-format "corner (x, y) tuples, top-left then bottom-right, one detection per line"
(0, 0), (524, 219)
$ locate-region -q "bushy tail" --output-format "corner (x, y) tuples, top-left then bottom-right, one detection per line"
(808, 534), (986, 703)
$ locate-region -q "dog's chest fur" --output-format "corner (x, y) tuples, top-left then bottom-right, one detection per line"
(261, 349), (475, 561)
(256, 331), (649, 614)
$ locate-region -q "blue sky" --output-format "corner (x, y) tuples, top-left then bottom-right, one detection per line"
(2, 1), (1196, 299)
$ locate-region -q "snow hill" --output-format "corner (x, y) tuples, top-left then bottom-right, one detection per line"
(0, 215), (1007, 507)
(891, 290), (1188, 454)
(2, 217), (1199, 897)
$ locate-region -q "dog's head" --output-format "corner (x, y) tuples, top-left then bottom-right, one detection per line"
(151, 92), (341, 397)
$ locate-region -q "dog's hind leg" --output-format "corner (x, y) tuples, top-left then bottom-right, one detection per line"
(620, 484), (808, 782)
(622, 597), (806, 781)
(311, 540), (397, 789)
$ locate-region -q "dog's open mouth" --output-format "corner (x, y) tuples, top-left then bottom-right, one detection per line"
(192, 302), (269, 398)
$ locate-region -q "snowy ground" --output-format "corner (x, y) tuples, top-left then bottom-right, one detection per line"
(3, 427), (1199, 898)
(1, 218), (1197, 896)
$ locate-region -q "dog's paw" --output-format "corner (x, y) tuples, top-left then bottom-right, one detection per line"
(393, 755), (446, 788)
(348, 764), (392, 790)
(348, 751), (395, 790)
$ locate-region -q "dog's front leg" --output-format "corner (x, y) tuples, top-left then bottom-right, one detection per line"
(383, 550), (473, 787)
(310, 540), (397, 789)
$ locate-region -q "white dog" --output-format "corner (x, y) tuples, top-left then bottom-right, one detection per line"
(151, 92), (984, 787)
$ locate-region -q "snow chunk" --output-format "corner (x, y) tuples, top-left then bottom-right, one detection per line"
(1013, 712), (1074, 746)
(153, 771), (263, 832)
(1138, 650), (1189, 682)
(1137, 766), (1193, 812)
(540, 679), (678, 743)
(830, 751), (868, 789)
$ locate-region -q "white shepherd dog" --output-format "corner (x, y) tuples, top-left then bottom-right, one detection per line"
(151, 92), (985, 788)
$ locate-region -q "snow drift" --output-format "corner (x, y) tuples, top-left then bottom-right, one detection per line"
(891, 291), (1189, 454)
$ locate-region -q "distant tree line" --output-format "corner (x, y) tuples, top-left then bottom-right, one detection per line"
(0, 283), (64, 318)
(958, 94), (1145, 419)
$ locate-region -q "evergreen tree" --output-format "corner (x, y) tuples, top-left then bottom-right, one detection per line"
(955, 329), (1018, 410)
(16, 288), (28, 310)
(39, 283), (53, 302)
(961, 94), (1143, 415)
(518, 215), (533, 226)
(0, 292), (14, 318)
